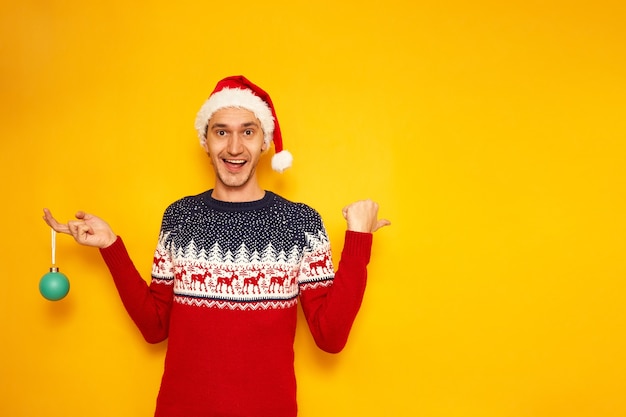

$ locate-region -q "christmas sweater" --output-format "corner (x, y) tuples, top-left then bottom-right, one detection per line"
(99, 190), (373, 417)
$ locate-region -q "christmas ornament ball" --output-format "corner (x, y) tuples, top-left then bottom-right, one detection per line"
(39, 268), (70, 301)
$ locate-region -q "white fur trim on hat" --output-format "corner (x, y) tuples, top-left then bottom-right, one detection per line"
(194, 87), (275, 147)
(271, 150), (293, 173)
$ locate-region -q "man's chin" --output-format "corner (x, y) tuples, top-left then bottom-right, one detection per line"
(217, 171), (251, 189)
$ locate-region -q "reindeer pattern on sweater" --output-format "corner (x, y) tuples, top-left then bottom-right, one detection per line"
(150, 190), (334, 311)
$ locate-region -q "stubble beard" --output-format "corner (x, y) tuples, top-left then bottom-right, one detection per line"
(214, 158), (258, 190)
(209, 149), (261, 192)
(217, 169), (252, 188)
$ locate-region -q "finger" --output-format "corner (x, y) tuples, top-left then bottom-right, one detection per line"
(76, 223), (94, 241)
(372, 218), (391, 233)
(42, 208), (71, 234)
(67, 220), (92, 239)
(342, 200), (369, 216)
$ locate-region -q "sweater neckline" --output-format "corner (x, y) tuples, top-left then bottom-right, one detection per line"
(201, 189), (275, 212)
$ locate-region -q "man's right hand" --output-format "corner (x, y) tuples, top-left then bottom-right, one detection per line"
(43, 208), (118, 249)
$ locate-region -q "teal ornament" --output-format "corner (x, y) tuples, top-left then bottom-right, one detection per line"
(40, 228), (70, 301)
(39, 267), (70, 301)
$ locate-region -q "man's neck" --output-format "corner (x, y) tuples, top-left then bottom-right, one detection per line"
(211, 184), (265, 203)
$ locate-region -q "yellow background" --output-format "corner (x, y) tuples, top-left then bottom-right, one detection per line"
(2, 0), (626, 416)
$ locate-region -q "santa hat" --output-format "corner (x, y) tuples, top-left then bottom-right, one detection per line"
(194, 75), (293, 173)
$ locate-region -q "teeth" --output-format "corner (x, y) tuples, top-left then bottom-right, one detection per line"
(225, 159), (245, 164)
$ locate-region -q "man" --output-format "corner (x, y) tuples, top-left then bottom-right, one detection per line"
(43, 75), (390, 416)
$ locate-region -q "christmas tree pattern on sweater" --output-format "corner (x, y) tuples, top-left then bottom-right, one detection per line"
(150, 191), (334, 311)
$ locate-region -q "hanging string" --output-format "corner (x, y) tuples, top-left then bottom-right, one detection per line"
(51, 228), (56, 266)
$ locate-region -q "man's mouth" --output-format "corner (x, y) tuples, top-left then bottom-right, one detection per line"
(223, 159), (246, 170)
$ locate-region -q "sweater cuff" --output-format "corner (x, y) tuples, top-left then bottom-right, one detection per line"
(341, 230), (373, 264)
(99, 236), (133, 270)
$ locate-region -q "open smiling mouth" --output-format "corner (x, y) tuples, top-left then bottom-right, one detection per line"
(223, 159), (246, 169)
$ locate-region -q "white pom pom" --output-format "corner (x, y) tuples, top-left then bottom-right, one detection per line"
(271, 150), (293, 173)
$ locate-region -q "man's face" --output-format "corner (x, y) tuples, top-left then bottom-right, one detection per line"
(203, 107), (267, 190)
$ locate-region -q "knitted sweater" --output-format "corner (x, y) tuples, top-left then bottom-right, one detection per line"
(99, 190), (373, 417)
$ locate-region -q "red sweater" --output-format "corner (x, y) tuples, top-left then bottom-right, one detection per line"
(99, 191), (372, 416)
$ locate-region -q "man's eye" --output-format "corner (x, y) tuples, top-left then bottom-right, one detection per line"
(217, 130), (226, 136)
(244, 129), (253, 136)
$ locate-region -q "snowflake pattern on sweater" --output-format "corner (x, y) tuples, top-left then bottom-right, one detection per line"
(150, 190), (334, 311)
(99, 189), (372, 416)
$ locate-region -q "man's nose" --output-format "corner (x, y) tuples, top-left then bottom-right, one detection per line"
(227, 134), (244, 154)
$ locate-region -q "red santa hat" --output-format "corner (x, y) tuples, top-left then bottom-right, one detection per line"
(194, 75), (293, 173)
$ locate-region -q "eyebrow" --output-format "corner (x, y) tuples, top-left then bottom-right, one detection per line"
(210, 121), (260, 129)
